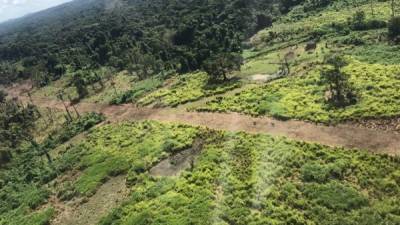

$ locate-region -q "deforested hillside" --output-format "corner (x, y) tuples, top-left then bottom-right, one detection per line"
(1, 0), (400, 224)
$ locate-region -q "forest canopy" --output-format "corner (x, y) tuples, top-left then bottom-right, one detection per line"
(0, 0), (311, 85)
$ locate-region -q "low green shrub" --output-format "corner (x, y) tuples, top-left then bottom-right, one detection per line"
(138, 72), (240, 107)
(304, 181), (368, 211)
(388, 16), (400, 40)
(110, 76), (163, 105)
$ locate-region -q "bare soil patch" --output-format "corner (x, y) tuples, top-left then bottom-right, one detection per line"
(250, 74), (274, 82)
(4, 80), (33, 98)
(51, 175), (129, 225)
(150, 139), (203, 177)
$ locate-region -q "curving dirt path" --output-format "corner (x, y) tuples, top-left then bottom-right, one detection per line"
(7, 90), (400, 156)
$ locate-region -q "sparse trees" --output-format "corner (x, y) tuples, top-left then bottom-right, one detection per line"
(321, 55), (357, 107)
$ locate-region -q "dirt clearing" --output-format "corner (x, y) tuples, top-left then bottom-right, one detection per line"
(150, 139), (204, 177)
(51, 175), (129, 225)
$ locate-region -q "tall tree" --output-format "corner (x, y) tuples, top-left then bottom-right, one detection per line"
(203, 53), (243, 83)
(0, 90), (7, 103)
(0, 100), (39, 160)
(72, 73), (88, 100)
(320, 55), (357, 107)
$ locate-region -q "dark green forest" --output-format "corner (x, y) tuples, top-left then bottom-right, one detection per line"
(0, 0), (328, 86)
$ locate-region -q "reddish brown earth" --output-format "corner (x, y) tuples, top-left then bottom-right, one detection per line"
(6, 86), (400, 156)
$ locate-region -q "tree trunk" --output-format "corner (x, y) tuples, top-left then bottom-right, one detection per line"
(62, 101), (73, 121)
(392, 0), (396, 17)
(44, 151), (52, 164)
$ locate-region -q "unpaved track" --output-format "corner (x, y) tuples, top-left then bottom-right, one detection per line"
(11, 94), (400, 156)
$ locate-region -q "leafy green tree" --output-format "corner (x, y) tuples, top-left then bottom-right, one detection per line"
(388, 16), (400, 40)
(350, 10), (366, 30)
(72, 73), (88, 100)
(0, 62), (19, 85)
(0, 100), (39, 161)
(321, 55), (357, 107)
(203, 53), (243, 83)
(0, 90), (7, 103)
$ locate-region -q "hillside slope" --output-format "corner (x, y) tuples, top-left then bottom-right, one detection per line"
(1, 0), (400, 225)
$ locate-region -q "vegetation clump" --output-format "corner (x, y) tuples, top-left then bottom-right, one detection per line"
(137, 72), (240, 107)
(203, 53), (243, 83)
(320, 55), (357, 107)
(388, 16), (400, 42)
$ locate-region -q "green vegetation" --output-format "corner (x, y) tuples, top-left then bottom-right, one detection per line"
(320, 54), (357, 107)
(203, 53), (243, 83)
(2, 114), (400, 224)
(29, 68), (139, 104)
(2, 0), (400, 224)
(198, 59), (400, 123)
(0, 111), (104, 224)
(189, 0), (400, 123)
(92, 120), (400, 225)
(0, 0), (288, 86)
(253, 1), (392, 48)
(388, 16), (400, 40)
(72, 121), (199, 196)
(110, 76), (164, 105)
(346, 44), (400, 64)
(137, 72), (240, 107)
(0, 100), (39, 162)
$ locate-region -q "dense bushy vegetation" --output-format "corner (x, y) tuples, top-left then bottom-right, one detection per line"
(85, 121), (400, 225)
(0, 110), (104, 224)
(1, 114), (400, 224)
(198, 59), (400, 123)
(320, 54), (357, 107)
(137, 72), (240, 107)
(0, 0), (307, 86)
(190, 0), (400, 123)
(0, 100), (39, 164)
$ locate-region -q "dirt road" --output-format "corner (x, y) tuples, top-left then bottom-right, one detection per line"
(7, 92), (396, 156)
